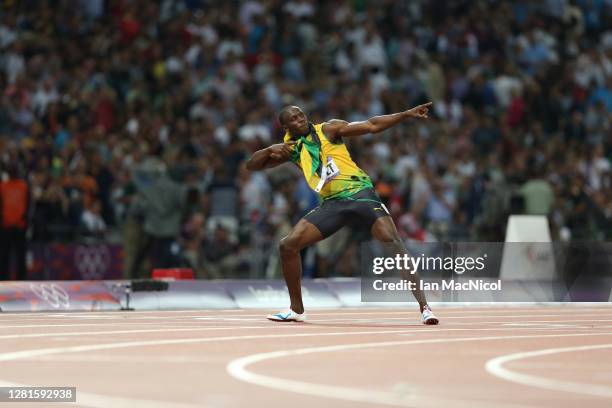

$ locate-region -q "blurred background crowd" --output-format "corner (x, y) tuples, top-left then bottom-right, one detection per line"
(0, 0), (610, 279)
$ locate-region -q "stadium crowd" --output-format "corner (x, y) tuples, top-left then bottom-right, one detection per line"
(0, 0), (610, 279)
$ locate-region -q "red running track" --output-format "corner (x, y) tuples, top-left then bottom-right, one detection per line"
(0, 306), (611, 408)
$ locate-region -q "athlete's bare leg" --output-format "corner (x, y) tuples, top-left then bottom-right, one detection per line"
(370, 216), (428, 312)
(279, 219), (324, 314)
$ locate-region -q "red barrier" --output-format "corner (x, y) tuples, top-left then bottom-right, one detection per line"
(151, 268), (194, 280)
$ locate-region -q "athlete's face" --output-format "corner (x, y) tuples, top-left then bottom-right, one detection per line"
(283, 107), (309, 136)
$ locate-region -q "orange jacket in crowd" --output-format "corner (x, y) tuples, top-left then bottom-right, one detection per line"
(0, 179), (29, 229)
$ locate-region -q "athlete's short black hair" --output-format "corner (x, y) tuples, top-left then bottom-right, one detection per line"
(278, 105), (299, 125)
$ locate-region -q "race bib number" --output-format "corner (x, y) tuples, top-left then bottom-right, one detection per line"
(324, 157), (340, 181)
(315, 157), (340, 192)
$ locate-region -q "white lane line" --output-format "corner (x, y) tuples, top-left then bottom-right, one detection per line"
(299, 319), (612, 328)
(309, 318), (612, 325)
(0, 380), (201, 408)
(189, 312), (612, 321)
(2, 309), (612, 320)
(227, 332), (612, 407)
(194, 317), (262, 321)
(33, 355), (230, 363)
(501, 323), (586, 328)
(0, 323), (237, 329)
(4, 326), (611, 363)
(17, 329), (606, 364)
(0, 325), (328, 340)
(3, 317), (611, 334)
(0, 315), (530, 325)
(450, 319), (612, 325)
(315, 316), (612, 321)
(0, 323), (602, 343)
(0, 329), (431, 362)
(106, 313), (612, 322)
(0, 326), (601, 351)
(0, 309), (249, 317)
(486, 343), (612, 398)
(3, 317), (611, 331)
(196, 311), (612, 318)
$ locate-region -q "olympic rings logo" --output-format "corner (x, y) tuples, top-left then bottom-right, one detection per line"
(29, 283), (70, 309)
(74, 245), (111, 280)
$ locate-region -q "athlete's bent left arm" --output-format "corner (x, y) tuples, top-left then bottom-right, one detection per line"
(323, 102), (432, 141)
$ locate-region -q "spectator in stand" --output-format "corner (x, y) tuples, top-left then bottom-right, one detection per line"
(0, 164), (29, 280)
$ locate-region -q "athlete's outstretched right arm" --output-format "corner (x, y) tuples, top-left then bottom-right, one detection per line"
(245, 143), (293, 170)
(323, 102), (432, 141)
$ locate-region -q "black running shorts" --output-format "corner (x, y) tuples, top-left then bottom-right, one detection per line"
(303, 188), (390, 238)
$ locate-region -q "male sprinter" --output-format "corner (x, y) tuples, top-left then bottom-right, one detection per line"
(245, 103), (439, 325)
